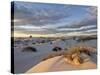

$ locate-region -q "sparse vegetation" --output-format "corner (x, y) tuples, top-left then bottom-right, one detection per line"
(63, 45), (96, 65)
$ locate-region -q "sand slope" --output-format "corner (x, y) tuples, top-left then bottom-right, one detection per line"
(26, 56), (96, 73)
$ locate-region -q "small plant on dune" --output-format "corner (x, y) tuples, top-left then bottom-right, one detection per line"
(63, 46), (84, 65)
(63, 45), (96, 65)
(22, 46), (37, 52)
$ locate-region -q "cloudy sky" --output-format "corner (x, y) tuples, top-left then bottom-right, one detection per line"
(12, 1), (97, 37)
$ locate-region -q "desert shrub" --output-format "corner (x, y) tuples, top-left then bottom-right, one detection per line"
(52, 46), (62, 52)
(63, 45), (96, 65)
(63, 52), (83, 65)
(22, 46), (37, 52)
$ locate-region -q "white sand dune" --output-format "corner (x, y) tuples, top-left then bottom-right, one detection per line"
(26, 56), (63, 73)
(26, 56), (96, 73)
(14, 38), (97, 73)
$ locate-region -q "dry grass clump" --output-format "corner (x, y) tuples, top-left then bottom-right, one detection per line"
(22, 46), (37, 52)
(63, 53), (83, 65)
(63, 45), (96, 65)
(63, 47), (82, 65)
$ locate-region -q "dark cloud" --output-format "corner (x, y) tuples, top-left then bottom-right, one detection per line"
(57, 7), (97, 29)
(13, 1), (71, 25)
(87, 6), (97, 16)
